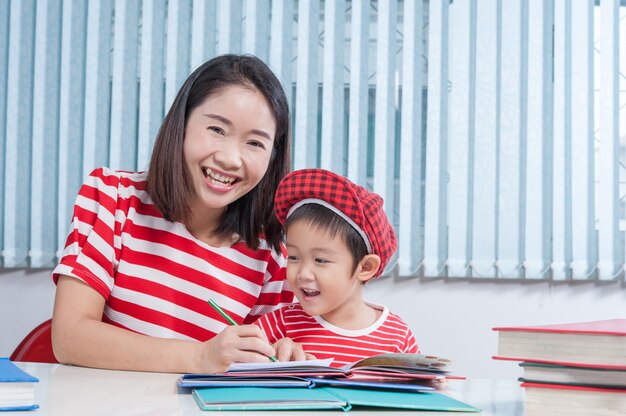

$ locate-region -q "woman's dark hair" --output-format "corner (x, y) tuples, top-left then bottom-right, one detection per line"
(147, 54), (291, 252)
(284, 204), (369, 273)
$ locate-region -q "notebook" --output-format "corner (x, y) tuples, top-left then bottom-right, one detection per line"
(192, 386), (480, 412)
(178, 373), (435, 392)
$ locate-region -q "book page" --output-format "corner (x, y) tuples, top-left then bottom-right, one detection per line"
(227, 358), (334, 372)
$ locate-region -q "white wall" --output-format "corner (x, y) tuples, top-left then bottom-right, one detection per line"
(365, 276), (626, 380)
(0, 270), (56, 358)
(1, 269), (624, 381)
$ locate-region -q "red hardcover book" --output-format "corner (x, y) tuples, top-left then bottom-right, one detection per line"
(521, 381), (626, 416)
(492, 319), (626, 370)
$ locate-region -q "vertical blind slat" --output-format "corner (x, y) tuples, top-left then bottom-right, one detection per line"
(398, 0), (424, 276)
(621, 6), (626, 280)
(190, 0), (217, 71)
(269, 0), (294, 103)
(570, 1), (595, 279)
(597, 0), (621, 280)
(524, 0), (553, 279)
(109, 0), (139, 171)
(243, 0), (270, 62)
(0, 0), (11, 264)
(82, 0), (113, 179)
(165, 0), (191, 110)
(57, 0), (87, 258)
(446, 0), (473, 277)
(137, 0), (165, 170)
(470, 0), (498, 277)
(30, 0), (62, 268)
(346, 0), (368, 186)
(293, 0), (320, 169)
(551, 0), (571, 280)
(320, 0), (345, 173)
(217, 0), (242, 55)
(373, 0), (397, 216)
(497, 0), (523, 278)
(423, 0), (449, 277)
(4, 0), (35, 267)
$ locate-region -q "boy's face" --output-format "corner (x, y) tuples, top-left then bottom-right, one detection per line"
(285, 220), (365, 326)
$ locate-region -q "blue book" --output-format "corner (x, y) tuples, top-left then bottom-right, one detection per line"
(178, 373), (435, 392)
(0, 358), (39, 412)
(178, 374), (313, 388)
(192, 386), (480, 412)
(308, 377), (435, 392)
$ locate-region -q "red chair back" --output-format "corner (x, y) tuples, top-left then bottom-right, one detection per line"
(10, 319), (58, 363)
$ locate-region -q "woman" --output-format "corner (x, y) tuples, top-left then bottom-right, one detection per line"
(51, 55), (299, 373)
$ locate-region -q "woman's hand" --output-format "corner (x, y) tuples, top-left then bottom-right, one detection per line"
(273, 337), (316, 362)
(196, 325), (278, 373)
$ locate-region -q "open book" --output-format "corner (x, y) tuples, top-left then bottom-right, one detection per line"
(178, 353), (464, 390)
(226, 353), (462, 380)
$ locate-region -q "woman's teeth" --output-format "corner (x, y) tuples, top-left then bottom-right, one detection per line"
(203, 168), (236, 186)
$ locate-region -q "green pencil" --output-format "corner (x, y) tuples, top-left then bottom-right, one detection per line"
(207, 298), (278, 362)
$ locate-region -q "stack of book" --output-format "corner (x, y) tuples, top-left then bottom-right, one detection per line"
(178, 353), (480, 412)
(493, 319), (626, 416)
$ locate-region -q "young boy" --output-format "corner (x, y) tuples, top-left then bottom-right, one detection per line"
(255, 168), (419, 367)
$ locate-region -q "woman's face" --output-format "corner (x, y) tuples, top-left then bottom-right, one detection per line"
(183, 85), (276, 215)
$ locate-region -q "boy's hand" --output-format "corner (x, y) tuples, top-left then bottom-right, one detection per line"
(273, 337), (316, 362)
(427, 378), (448, 390)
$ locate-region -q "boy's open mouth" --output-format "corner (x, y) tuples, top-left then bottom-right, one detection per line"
(300, 288), (320, 297)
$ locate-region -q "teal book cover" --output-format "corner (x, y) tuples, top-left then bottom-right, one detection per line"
(326, 386), (481, 412)
(192, 385), (480, 412)
(192, 386), (347, 411)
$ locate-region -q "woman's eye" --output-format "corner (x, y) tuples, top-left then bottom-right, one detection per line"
(248, 140), (266, 149)
(208, 126), (225, 135)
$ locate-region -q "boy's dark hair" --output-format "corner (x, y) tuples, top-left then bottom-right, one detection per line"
(284, 204), (369, 272)
(147, 54), (291, 252)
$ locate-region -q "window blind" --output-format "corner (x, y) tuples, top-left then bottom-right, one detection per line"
(1, 0), (624, 283)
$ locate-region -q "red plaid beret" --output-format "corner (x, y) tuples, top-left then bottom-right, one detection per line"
(274, 168), (397, 278)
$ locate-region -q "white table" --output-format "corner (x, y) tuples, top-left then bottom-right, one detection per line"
(8, 362), (523, 415)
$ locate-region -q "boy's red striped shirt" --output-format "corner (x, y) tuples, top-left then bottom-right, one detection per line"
(53, 168), (293, 341)
(255, 303), (419, 367)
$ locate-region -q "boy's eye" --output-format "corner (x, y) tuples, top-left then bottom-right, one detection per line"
(287, 255), (299, 261)
(315, 258), (330, 264)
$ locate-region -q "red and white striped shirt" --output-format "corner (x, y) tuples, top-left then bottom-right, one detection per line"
(53, 168), (294, 341)
(254, 303), (419, 367)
